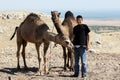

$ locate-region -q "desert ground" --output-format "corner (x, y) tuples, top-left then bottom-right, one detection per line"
(0, 11), (120, 80)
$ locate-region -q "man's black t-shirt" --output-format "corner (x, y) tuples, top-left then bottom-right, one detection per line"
(73, 24), (90, 45)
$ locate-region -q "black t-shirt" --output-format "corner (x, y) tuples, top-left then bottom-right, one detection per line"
(73, 24), (90, 45)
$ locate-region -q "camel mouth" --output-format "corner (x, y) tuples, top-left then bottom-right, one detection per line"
(51, 17), (59, 23)
(65, 40), (74, 51)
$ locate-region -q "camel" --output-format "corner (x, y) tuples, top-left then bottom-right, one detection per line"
(10, 13), (73, 75)
(51, 11), (77, 71)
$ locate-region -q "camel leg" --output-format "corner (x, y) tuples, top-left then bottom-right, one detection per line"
(16, 27), (23, 70)
(21, 40), (28, 70)
(68, 49), (74, 71)
(43, 42), (50, 74)
(70, 52), (74, 71)
(62, 46), (68, 71)
(16, 41), (22, 70)
(67, 49), (70, 68)
(35, 43), (42, 75)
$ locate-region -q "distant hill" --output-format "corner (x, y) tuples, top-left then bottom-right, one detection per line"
(0, 10), (51, 20)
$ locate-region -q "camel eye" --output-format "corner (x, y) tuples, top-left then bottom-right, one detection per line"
(61, 36), (66, 40)
(65, 41), (69, 45)
(57, 14), (60, 17)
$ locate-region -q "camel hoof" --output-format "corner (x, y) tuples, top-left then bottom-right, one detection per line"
(34, 72), (41, 76)
(17, 66), (21, 70)
(34, 71), (45, 76)
(69, 68), (74, 71)
(44, 71), (49, 75)
(66, 64), (69, 68)
(24, 66), (29, 70)
(63, 67), (68, 71)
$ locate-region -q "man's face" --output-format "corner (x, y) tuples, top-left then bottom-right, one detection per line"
(77, 18), (83, 24)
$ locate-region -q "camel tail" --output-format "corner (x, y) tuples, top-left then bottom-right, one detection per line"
(10, 27), (18, 40)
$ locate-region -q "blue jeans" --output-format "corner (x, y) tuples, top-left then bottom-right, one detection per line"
(74, 46), (87, 76)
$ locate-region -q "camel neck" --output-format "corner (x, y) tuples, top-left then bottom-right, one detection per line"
(53, 21), (63, 34)
(46, 32), (59, 44)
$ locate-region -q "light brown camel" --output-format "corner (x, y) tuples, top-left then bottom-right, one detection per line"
(51, 11), (77, 71)
(10, 13), (73, 75)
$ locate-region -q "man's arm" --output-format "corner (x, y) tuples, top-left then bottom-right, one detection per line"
(86, 32), (90, 50)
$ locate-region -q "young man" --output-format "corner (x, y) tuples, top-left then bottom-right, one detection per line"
(72, 15), (90, 78)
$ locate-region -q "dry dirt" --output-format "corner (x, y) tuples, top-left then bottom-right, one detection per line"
(0, 11), (120, 80)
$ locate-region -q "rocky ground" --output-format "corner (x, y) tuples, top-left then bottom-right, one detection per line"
(0, 11), (120, 80)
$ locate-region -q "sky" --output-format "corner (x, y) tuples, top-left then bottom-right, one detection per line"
(0, 0), (120, 11)
(0, 0), (120, 19)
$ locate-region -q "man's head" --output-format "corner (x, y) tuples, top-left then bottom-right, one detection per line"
(76, 15), (83, 24)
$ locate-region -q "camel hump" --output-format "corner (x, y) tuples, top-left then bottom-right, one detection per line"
(62, 11), (76, 27)
(26, 13), (40, 20)
(65, 11), (75, 18)
(23, 13), (41, 24)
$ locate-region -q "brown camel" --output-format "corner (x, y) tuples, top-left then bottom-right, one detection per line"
(10, 13), (73, 75)
(51, 11), (77, 71)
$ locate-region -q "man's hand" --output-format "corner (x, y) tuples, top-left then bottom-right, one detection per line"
(86, 45), (90, 51)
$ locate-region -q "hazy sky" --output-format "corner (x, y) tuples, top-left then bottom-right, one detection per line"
(0, 0), (120, 11)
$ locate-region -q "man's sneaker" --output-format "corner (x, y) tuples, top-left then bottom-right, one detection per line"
(82, 75), (87, 80)
(82, 75), (86, 77)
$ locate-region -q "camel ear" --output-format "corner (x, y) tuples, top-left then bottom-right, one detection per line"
(58, 13), (61, 17)
(38, 14), (41, 17)
(51, 11), (53, 14)
(59, 13), (61, 16)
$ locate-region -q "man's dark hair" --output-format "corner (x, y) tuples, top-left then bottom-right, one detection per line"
(76, 15), (83, 19)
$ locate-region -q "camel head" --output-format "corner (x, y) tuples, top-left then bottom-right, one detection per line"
(51, 11), (61, 23)
(55, 34), (74, 51)
(51, 11), (64, 34)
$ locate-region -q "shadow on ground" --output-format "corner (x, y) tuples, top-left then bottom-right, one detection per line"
(0, 67), (38, 75)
